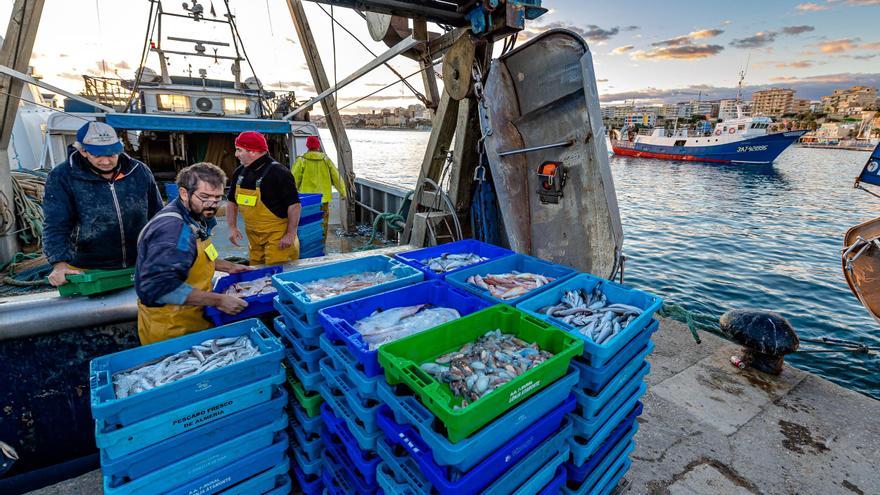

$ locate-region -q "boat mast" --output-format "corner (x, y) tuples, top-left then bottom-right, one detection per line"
(735, 55), (749, 119)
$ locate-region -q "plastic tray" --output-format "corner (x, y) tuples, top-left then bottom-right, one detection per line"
(394, 239), (515, 280)
(320, 358), (381, 432)
(566, 408), (640, 484)
(291, 439), (323, 476)
(287, 324), (326, 374)
(573, 320), (657, 393)
(299, 192), (323, 207)
(220, 461), (290, 495)
(289, 377), (324, 418)
(321, 404), (380, 487)
(570, 390), (645, 467)
(572, 377), (645, 439)
(516, 273), (662, 367)
(271, 255), (424, 323)
(273, 299), (322, 348)
(292, 464), (323, 495)
(300, 211), (324, 226)
(564, 440), (634, 495)
(286, 348), (323, 394)
(444, 253), (577, 306)
(376, 461), (422, 495)
(375, 368), (579, 472)
(96, 371), (284, 460)
(319, 336), (384, 397)
(289, 393), (323, 435)
(538, 465), (566, 495)
(323, 445), (380, 495)
(289, 415), (323, 460)
(511, 448), (569, 495)
(376, 395), (575, 495)
(164, 431), (287, 495)
(318, 280), (492, 377)
(101, 389), (286, 488)
(319, 381), (383, 451)
(90, 318), (283, 430)
(576, 359), (650, 421)
(58, 267), (135, 297)
(205, 266), (282, 326)
(378, 305), (583, 442)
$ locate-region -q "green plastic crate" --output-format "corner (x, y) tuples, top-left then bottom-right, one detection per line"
(378, 305), (584, 442)
(285, 363), (323, 417)
(57, 267), (135, 297)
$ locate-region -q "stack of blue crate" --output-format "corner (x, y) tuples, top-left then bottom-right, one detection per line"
(89, 319), (290, 495)
(271, 255), (423, 493)
(298, 193), (325, 259)
(517, 273), (662, 494)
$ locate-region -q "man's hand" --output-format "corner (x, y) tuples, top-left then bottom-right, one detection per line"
(226, 263), (251, 274)
(279, 232), (296, 249)
(48, 262), (82, 287)
(216, 294), (248, 315)
(229, 226), (244, 247)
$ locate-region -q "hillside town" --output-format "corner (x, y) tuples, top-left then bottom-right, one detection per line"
(311, 104), (432, 130)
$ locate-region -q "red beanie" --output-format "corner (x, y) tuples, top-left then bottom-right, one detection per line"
(306, 136), (321, 151)
(235, 131), (268, 153)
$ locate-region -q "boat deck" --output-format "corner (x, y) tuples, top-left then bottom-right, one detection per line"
(25, 318), (880, 494)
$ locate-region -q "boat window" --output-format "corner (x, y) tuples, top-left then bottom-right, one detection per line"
(157, 94), (191, 112)
(738, 124), (746, 130)
(223, 98), (249, 115)
(674, 140), (686, 146)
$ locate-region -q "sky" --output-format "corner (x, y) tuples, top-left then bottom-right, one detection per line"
(1, 0), (878, 112)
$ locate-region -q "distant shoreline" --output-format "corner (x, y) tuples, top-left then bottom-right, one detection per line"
(315, 125), (431, 132)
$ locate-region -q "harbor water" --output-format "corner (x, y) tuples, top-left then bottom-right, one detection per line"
(320, 128), (880, 400)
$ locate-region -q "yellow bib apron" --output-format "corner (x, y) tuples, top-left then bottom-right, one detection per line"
(137, 235), (216, 345)
(235, 166), (299, 265)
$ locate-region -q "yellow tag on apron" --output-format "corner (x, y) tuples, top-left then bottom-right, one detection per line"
(236, 193), (257, 207)
(204, 243), (219, 261)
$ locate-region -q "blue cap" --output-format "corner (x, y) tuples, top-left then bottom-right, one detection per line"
(76, 121), (123, 156)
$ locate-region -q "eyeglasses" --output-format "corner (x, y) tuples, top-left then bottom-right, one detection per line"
(193, 192), (224, 206)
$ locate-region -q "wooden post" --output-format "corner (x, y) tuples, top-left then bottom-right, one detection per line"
(0, 0), (44, 265)
(285, 0), (355, 232)
(413, 19), (439, 112)
(447, 98), (480, 234)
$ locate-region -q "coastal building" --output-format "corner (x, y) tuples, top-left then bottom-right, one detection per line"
(624, 113), (657, 127)
(822, 86), (879, 116)
(791, 98), (811, 115)
(751, 88), (796, 117)
(718, 99), (739, 121)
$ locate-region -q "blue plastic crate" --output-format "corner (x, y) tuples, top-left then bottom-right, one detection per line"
(321, 404), (380, 487)
(291, 440), (323, 476)
(323, 427), (380, 492)
(300, 211), (324, 226)
(375, 440), (431, 495)
(375, 368), (579, 472)
(285, 348), (323, 394)
(90, 319), (283, 431)
(376, 395), (575, 495)
(511, 448), (569, 495)
(319, 336), (384, 397)
(569, 392), (645, 467)
(273, 298), (323, 347)
(564, 440), (634, 495)
(96, 371), (284, 460)
(394, 239), (515, 280)
(101, 389), (286, 489)
(539, 465), (566, 495)
(164, 431), (287, 495)
(377, 461), (422, 495)
(299, 192), (323, 207)
(576, 359), (650, 421)
(287, 326), (326, 374)
(445, 253), (577, 306)
(323, 446), (379, 495)
(215, 459), (289, 495)
(573, 320), (657, 393)
(288, 417), (323, 460)
(566, 405), (640, 485)
(319, 381), (382, 451)
(292, 464), (323, 495)
(318, 280), (493, 377)
(596, 457), (632, 495)
(516, 273), (662, 368)
(205, 266), (283, 326)
(289, 395), (322, 437)
(271, 255), (424, 323)
(320, 358), (381, 432)
(572, 375), (646, 439)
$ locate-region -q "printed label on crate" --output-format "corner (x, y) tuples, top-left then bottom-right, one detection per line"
(508, 380), (541, 403)
(172, 399), (235, 430)
(396, 432), (420, 455)
(187, 475), (233, 495)
(506, 433), (537, 463)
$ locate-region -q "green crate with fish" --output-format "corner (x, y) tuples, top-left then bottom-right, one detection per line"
(377, 305), (583, 442)
(444, 253), (577, 306)
(516, 273), (662, 368)
(57, 267), (136, 297)
(394, 239), (516, 280)
(271, 255), (424, 325)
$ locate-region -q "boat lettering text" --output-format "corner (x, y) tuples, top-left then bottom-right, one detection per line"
(737, 145), (768, 153)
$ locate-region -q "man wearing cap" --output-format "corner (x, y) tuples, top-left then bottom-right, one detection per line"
(43, 121), (163, 287)
(226, 131), (302, 265)
(292, 135), (347, 240)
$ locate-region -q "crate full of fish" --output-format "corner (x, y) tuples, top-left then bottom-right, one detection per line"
(516, 273), (662, 367)
(318, 280), (493, 377)
(377, 305), (583, 442)
(572, 319), (657, 393)
(444, 253), (577, 305)
(375, 394), (575, 495)
(90, 318), (283, 433)
(394, 239), (515, 280)
(205, 266), (283, 326)
(271, 255), (423, 323)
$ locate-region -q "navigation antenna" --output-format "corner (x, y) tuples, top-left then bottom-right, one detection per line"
(735, 54), (750, 118)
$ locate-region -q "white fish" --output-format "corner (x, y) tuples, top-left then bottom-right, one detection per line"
(355, 306), (461, 350)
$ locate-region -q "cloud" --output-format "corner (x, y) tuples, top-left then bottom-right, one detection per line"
(611, 44), (635, 55)
(519, 21), (623, 42)
(652, 36), (691, 47)
(853, 53), (880, 60)
(730, 32), (778, 48)
(271, 80), (314, 92)
(623, 25), (639, 31)
(775, 60), (815, 68)
(836, 0), (880, 5)
(796, 2), (830, 11)
(632, 44), (724, 60)
(57, 72), (83, 81)
(818, 38), (859, 52)
(597, 78), (609, 82)
(781, 25), (816, 35)
(688, 29), (724, 39)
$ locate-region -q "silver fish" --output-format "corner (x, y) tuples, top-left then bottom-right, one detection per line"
(421, 253), (489, 273)
(539, 286), (643, 345)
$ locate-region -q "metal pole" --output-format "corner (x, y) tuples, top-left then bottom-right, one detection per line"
(497, 139), (575, 157)
(0, 64), (116, 113)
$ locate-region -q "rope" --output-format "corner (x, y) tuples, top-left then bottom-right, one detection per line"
(10, 170), (46, 247)
(357, 191), (414, 251)
(657, 302), (716, 344)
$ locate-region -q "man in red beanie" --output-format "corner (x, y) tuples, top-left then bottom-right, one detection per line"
(227, 131), (302, 265)
(292, 135), (346, 240)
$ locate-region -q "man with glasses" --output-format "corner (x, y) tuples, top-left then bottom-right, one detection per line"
(135, 162), (250, 344)
(43, 121), (163, 287)
(226, 131), (302, 265)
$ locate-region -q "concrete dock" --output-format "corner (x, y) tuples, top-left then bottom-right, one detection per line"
(25, 318), (880, 495)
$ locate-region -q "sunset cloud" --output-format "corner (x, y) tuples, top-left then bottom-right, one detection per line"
(632, 44), (724, 60)
(818, 38), (859, 52)
(688, 29), (725, 39)
(730, 32), (777, 48)
(781, 25), (816, 34)
(796, 2), (830, 11)
(611, 44), (635, 55)
(519, 22), (624, 43)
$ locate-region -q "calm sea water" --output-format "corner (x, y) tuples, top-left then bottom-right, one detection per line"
(320, 128), (880, 399)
